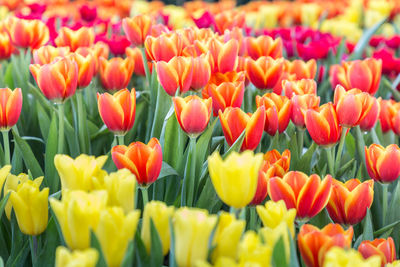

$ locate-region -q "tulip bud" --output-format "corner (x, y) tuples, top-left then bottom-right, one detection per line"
(145, 33), (183, 62)
(0, 88), (22, 131)
(291, 94), (320, 129)
(33, 45), (70, 65)
(359, 237), (396, 266)
(55, 247), (99, 267)
(207, 81), (244, 116)
(0, 32), (13, 60)
(99, 57), (134, 91)
(55, 27), (95, 52)
(70, 52), (96, 89)
(323, 247), (381, 267)
(246, 36), (283, 59)
(191, 54), (211, 90)
(284, 59), (317, 80)
(122, 15), (153, 46)
(208, 38), (239, 73)
(256, 200), (296, 236)
(283, 79), (317, 98)
(365, 144), (400, 183)
(246, 56), (284, 90)
(3, 173), (30, 219)
(5, 17), (49, 49)
(238, 231), (272, 265)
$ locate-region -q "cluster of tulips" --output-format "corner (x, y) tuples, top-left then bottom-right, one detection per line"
(1, 0), (400, 266)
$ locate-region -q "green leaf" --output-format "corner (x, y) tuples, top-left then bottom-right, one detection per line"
(0, 192), (10, 219)
(3, 64), (14, 89)
(196, 177), (219, 211)
(168, 219), (177, 267)
(63, 117), (80, 157)
(272, 236), (288, 267)
(90, 231), (107, 267)
(289, 230), (300, 267)
(222, 130), (245, 159)
(121, 241), (134, 267)
(158, 162), (179, 180)
(134, 231), (149, 267)
(296, 142), (317, 174)
(382, 76), (400, 101)
(36, 217), (61, 266)
(362, 209), (374, 242)
(45, 113), (59, 193)
(6, 211), (29, 267)
(195, 119), (218, 176)
(150, 85), (172, 140)
(149, 219), (163, 267)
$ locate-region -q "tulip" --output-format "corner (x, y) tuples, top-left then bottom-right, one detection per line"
(246, 56), (284, 90)
(97, 88), (136, 135)
(0, 165), (11, 196)
(86, 41), (109, 72)
(208, 151), (263, 209)
(238, 231), (272, 265)
(323, 247), (381, 267)
(330, 58), (382, 95)
(284, 59), (317, 80)
(191, 54), (211, 90)
(223, 27), (245, 56)
(214, 11), (245, 34)
(358, 238), (396, 266)
(378, 99), (400, 134)
(3, 173), (30, 219)
(326, 179), (374, 225)
(126, 46), (152, 77)
(111, 138), (163, 186)
(10, 178), (49, 235)
(359, 96), (380, 131)
(259, 222), (291, 260)
(208, 71), (246, 86)
(298, 223), (353, 267)
(5, 17), (49, 49)
(268, 171), (332, 220)
(99, 57), (134, 91)
(95, 207), (140, 267)
(208, 38), (239, 73)
(33, 45), (70, 65)
(70, 52), (96, 89)
(103, 169), (137, 214)
(305, 102), (342, 146)
(256, 200), (296, 236)
(54, 154), (107, 191)
(55, 27), (95, 52)
(207, 81), (244, 116)
(141, 201), (174, 256)
(30, 56), (78, 103)
(49, 190), (108, 249)
(145, 33), (183, 62)
(246, 36), (283, 59)
(0, 88), (22, 131)
(291, 94), (320, 129)
(250, 173), (269, 206)
(219, 107), (265, 151)
(173, 207), (217, 267)
(156, 56), (193, 96)
(365, 144), (400, 183)
(55, 247), (99, 267)
(0, 32), (13, 60)
(122, 15), (153, 46)
(283, 79), (317, 98)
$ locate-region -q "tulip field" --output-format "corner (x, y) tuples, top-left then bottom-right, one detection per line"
(2, 0), (400, 266)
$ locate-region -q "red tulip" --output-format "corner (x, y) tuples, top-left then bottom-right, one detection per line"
(55, 27), (95, 52)
(246, 56), (284, 90)
(0, 88), (22, 131)
(99, 57), (134, 91)
(358, 238), (396, 266)
(365, 144), (400, 183)
(291, 94), (320, 129)
(207, 81), (244, 116)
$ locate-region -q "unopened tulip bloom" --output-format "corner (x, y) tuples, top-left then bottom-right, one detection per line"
(378, 99), (400, 135)
(145, 33), (183, 62)
(268, 171), (332, 220)
(70, 52), (96, 89)
(50, 190), (108, 249)
(99, 57), (134, 91)
(246, 36), (283, 59)
(256, 200), (296, 236)
(103, 169), (136, 214)
(122, 15), (152, 46)
(33, 45), (70, 65)
(219, 107), (265, 151)
(208, 151), (263, 209)
(291, 94), (320, 128)
(156, 56), (193, 96)
(359, 96), (380, 131)
(283, 79), (317, 98)
(208, 71), (246, 86)
(327, 179), (374, 225)
(0, 88), (22, 131)
(30, 56), (78, 103)
(323, 247), (381, 267)
(97, 88), (136, 135)
(112, 138), (163, 186)
(365, 144), (400, 183)
(305, 102), (342, 146)
(359, 238), (396, 266)
(55, 247), (98, 267)
(214, 11), (245, 34)
(284, 59), (317, 80)
(0, 32), (13, 60)
(3, 173), (30, 219)
(259, 222), (291, 260)
(95, 207), (140, 267)
(191, 54), (211, 90)
(5, 17), (49, 49)
(246, 56), (284, 90)
(141, 201), (174, 256)
(173, 208), (217, 267)
(54, 154), (107, 191)
(298, 223), (353, 267)
(55, 27), (95, 52)
(0, 165), (11, 196)
(330, 58), (382, 95)
(207, 81), (244, 116)
(238, 231), (272, 265)
(173, 95), (212, 137)
(208, 38), (239, 73)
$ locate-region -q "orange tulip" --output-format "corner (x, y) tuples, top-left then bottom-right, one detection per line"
(30, 56), (78, 103)
(5, 17), (49, 49)
(378, 99), (400, 134)
(245, 36), (283, 60)
(207, 81), (244, 116)
(190, 54), (211, 90)
(223, 27), (246, 56)
(122, 15), (153, 46)
(219, 106), (265, 151)
(298, 223), (353, 267)
(358, 238), (396, 266)
(208, 38), (239, 74)
(359, 94), (380, 131)
(208, 71), (246, 86)
(330, 58), (382, 95)
(305, 102), (342, 146)
(284, 59), (317, 80)
(291, 94), (320, 129)
(156, 56), (193, 96)
(111, 138), (163, 186)
(97, 88), (136, 135)
(145, 33), (183, 62)
(255, 92), (292, 136)
(246, 56), (284, 90)
(283, 79), (317, 98)
(126, 47), (153, 77)
(88, 41), (110, 72)
(0, 32), (13, 60)
(99, 57), (134, 91)
(214, 11), (246, 34)
(172, 95), (212, 137)
(268, 171), (332, 220)
(33, 45), (70, 65)
(365, 144), (400, 183)
(326, 179), (374, 225)
(0, 88), (22, 131)
(70, 52), (96, 89)
(55, 27), (95, 52)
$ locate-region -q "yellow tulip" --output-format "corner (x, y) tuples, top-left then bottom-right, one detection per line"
(95, 207), (140, 267)
(211, 212), (245, 262)
(259, 223), (290, 261)
(256, 200), (296, 236)
(54, 154), (107, 191)
(55, 246), (98, 267)
(208, 151), (263, 209)
(301, 4), (322, 27)
(323, 247), (381, 267)
(0, 165), (11, 195)
(173, 207), (217, 267)
(10, 179), (49, 235)
(141, 201), (174, 256)
(49, 190), (108, 250)
(4, 173), (34, 219)
(387, 260), (400, 267)
(196, 257), (238, 267)
(103, 169), (136, 213)
(238, 230), (272, 266)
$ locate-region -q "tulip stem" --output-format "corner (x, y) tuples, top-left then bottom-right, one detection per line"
(325, 147), (335, 176)
(297, 128), (304, 157)
(141, 187), (149, 207)
(76, 91), (89, 154)
(334, 127), (347, 174)
(29, 235), (37, 266)
(57, 104), (65, 154)
(182, 137), (197, 207)
(140, 47), (151, 89)
(2, 130), (10, 165)
(117, 135), (124, 146)
(382, 183), (389, 225)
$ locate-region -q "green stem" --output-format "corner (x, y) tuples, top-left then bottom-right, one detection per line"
(334, 127), (347, 174)
(184, 137), (197, 207)
(325, 146), (335, 176)
(117, 135), (125, 146)
(57, 104), (65, 154)
(2, 130), (10, 165)
(382, 183), (389, 225)
(230, 206), (237, 217)
(354, 126), (367, 177)
(141, 187), (149, 208)
(371, 127), (381, 145)
(269, 132), (280, 150)
(76, 91), (89, 154)
(29, 235), (37, 266)
(297, 128), (304, 157)
(140, 47), (151, 89)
